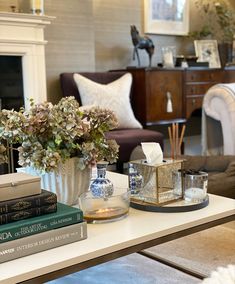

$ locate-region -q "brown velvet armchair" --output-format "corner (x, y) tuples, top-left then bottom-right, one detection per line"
(60, 72), (164, 172)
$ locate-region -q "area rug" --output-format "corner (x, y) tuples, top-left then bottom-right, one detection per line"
(47, 253), (200, 284)
(145, 221), (235, 277)
(46, 223), (234, 283)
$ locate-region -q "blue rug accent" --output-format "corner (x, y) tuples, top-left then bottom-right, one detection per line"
(47, 253), (199, 284)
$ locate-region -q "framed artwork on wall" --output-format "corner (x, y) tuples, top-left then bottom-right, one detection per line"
(144, 0), (189, 35)
(194, 40), (221, 68)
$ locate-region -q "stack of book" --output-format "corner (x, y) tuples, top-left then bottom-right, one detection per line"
(0, 172), (87, 263)
(0, 189), (58, 225)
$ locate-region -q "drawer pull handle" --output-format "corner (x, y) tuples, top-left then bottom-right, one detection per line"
(166, 92), (173, 113)
(192, 99), (196, 105)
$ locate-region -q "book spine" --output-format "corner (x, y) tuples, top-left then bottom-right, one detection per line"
(0, 208), (83, 244)
(0, 222), (87, 263)
(0, 204), (57, 225)
(0, 190), (57, 214)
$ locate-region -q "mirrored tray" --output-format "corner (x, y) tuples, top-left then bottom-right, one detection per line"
(130, 195), (209, 212)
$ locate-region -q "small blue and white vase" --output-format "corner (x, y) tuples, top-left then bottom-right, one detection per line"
(128, 163), (143, 195)
(90, 161), (114, 198)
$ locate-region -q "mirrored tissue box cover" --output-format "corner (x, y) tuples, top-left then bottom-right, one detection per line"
(128, 159), (185, 206)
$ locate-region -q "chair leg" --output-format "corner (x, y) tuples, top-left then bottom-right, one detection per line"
(116, 162), (124, 173)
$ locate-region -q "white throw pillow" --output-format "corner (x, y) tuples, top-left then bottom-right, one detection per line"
(73, 73), (142, 129)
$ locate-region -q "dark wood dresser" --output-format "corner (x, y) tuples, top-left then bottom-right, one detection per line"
(183, 69), (223, 119)
(113, 67), (235, 127)
(126, 68), (184, 126)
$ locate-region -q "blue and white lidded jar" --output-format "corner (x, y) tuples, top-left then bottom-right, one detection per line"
(128, 163), (143, 195)
(90, 161), (114, 198)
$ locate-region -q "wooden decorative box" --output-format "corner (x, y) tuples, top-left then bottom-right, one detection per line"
(0, 173), (41, 201)
(128, 159), (185, 206)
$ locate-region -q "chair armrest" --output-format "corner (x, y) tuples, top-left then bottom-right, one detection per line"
(202, 83), (235, 154)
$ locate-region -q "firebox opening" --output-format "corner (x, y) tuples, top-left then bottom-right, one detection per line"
(0, 56), (24, 174)
(0, 56), (24, 111)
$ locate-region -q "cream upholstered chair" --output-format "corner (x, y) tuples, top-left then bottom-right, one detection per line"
(202, 83), (235, 155)
(201, 264), (235, 284)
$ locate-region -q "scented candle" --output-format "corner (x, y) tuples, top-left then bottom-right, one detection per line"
(184, 171), (208, 202)
(30, 0), (44, 15)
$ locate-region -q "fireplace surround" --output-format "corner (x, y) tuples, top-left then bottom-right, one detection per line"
(0, 12), (54, 109)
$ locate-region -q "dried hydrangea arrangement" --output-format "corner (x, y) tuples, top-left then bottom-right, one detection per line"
(0, 96), (119, 173)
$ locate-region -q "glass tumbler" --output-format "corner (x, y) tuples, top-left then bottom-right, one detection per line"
(184, 171), (208, 202)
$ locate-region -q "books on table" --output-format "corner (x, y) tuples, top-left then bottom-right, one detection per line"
(0, 174), (87, 264)
(0, 203), (57, 225)
(0, 189), (57, 214)
(0, 202), (87, 263)
(0, 189), (58, 225)
(0, 221), (87, 263)
(0, 202), (84, 244)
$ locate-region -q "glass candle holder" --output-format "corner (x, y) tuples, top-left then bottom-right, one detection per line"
(79, 187), (130, 223)
(30, 0), (44, 15)
(184, 170), (208, 202)
(162, 46), (176, 68)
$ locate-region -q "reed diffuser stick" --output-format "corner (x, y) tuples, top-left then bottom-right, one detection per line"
(168, 126), (173, 159)
(168, 123), (186, 158)
(178, 124), (186, 155)
(172, 123), (176, 159)
(175, 123), (179, 158)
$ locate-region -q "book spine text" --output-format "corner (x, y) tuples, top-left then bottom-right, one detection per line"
(0, 190), (57, 214)
(0, 222), (87, 263)
(0, 211), (83, 244)
(0, 203), (57, 225)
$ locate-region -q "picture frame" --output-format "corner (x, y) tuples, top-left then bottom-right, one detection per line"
(144, 0), (189, 35)
(194, 40), (221, 68)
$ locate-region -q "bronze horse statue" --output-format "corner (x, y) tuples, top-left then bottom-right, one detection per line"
(130, 25), (155, 67)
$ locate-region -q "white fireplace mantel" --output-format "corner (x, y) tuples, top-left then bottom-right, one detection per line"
(0, 12), (55, 109)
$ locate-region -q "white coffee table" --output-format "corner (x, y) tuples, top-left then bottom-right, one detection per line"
(0, 172), (234, 284)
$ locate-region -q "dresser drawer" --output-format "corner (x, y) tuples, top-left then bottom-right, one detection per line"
(185, 83), (217, 96)
(224, 70), (235, 83)
(146, 71), (183, 122)
(186, 96), (203, 118)
(185, 70), (223, 82)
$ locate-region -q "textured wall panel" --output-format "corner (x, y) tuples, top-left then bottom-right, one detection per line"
(93, 0), (142, 70)
(44, 0), (95, 103)
(93, 0), (191, 70)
